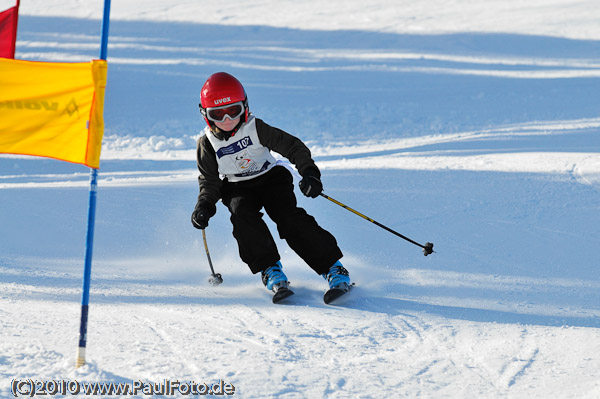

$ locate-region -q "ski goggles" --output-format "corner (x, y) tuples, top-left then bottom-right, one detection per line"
(205, 101), (245, 122)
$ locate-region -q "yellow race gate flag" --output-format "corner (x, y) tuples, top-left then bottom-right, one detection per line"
(0, 58), (107, 168)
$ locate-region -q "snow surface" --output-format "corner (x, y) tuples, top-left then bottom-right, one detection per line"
(1, 0), (600, 398)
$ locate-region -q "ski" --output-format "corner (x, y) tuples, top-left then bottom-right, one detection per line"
(324, 283), (354, 304)
(272, 287), (294, 303)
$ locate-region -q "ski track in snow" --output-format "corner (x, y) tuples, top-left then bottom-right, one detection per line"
(1, 260), (600, 397)
(2, 117), (600, 188)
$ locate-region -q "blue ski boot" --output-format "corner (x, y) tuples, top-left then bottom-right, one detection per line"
(322, 261), (352, 304)
(261, 261), (294, 303)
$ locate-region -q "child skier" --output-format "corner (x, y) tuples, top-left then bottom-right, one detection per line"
(191, 72), (351, 303)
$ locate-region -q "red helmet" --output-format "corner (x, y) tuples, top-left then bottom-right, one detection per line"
(199, 72), (249, 130)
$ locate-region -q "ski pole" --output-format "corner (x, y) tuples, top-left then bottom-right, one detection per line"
(320, 193), (434, 256)
(202, 229), (223, 285)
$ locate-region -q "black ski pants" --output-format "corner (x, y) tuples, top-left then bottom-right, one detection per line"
(221, 166), (343, 275)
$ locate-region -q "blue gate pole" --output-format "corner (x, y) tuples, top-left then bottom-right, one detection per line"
(76, 0), (111, 368)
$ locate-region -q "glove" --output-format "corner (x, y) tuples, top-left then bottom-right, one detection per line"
(191, 201), (216, 229)
(299, 168), (323, 198)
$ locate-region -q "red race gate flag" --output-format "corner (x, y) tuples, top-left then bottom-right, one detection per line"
(0, 0), (19, 58)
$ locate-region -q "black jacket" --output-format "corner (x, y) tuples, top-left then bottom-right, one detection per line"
(195, 117), (319, 208)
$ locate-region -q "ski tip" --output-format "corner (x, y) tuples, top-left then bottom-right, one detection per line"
(323, 289), (346, 304)
(323, 283), (354, 304)
(272, 288), (295, 304)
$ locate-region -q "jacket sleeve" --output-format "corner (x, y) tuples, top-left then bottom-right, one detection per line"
(255, 118), (320, 178)
(196, 134), (222, 207)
